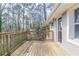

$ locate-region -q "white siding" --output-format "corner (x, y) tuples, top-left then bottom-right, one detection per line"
(53, 4), (79, 55)
(60, 5), (79, 55)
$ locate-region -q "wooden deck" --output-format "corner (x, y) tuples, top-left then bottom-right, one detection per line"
(11, 41), (68, 56)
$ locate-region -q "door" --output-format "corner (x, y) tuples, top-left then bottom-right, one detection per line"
(58, 17), (62, 43)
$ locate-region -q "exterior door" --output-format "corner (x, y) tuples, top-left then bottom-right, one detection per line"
(58, 17), (62, 43)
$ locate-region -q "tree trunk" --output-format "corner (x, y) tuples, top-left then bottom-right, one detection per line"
(0, 15), (2, 32)
(23, 7), (25, 31)
(43, 3), (47, 21)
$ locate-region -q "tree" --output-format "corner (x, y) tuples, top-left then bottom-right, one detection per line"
(0, 4), (6, 32)
(0, 3), (54, 33)
(43, 3), (47, 21)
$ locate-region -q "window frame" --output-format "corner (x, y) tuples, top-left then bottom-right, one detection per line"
(67, 6), (79, 47)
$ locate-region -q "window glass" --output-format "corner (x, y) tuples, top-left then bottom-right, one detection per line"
(75, 8), (79, 23)
(75, 8), (79, 38)
(75, 24), (79, 38)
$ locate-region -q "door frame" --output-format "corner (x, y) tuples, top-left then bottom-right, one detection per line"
(58, 17), (62, 43)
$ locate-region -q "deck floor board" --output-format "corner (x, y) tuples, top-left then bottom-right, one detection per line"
(11, 41), (68, 56)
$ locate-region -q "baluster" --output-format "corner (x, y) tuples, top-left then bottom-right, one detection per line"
(0, 34), (1, 55)
(13, 34), (17, 48)
(2, 35), (5, 55)
(12, 34), (15, 48)
(8, 34), (11, 52)
(6, 34), (10, 55)
(10, 34), (12, 49)
(17, 33), (18, 45)
(4, 34), (7, 55)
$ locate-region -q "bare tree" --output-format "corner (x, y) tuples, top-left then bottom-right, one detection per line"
(0, 4), (6, 32)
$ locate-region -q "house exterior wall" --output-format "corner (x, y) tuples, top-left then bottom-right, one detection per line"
(53, 4), (79, 55)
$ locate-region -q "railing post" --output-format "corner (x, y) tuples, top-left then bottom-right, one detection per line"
(0, 34), (3, 55)
(5, 34), (10, 56)
(0, 34), (1, 55)
(1, 34), (5, 55)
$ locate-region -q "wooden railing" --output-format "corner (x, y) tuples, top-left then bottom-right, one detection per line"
(26, 30), (54, 41)
(0, 32), (27, 56)
(0, 30), (54, 56)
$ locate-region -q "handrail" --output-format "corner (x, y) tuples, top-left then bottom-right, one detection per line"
(0, 32), (28, 34)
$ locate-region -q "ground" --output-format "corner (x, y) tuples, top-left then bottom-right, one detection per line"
(11, 41), (68, 56)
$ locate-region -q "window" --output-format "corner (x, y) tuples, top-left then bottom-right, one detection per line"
(75, 8), (79, 23)
(51, 23), (53, 26)
(67, 8), (79, 47)
(75, 8), (79, 39)
(50, 23), (54, 29)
